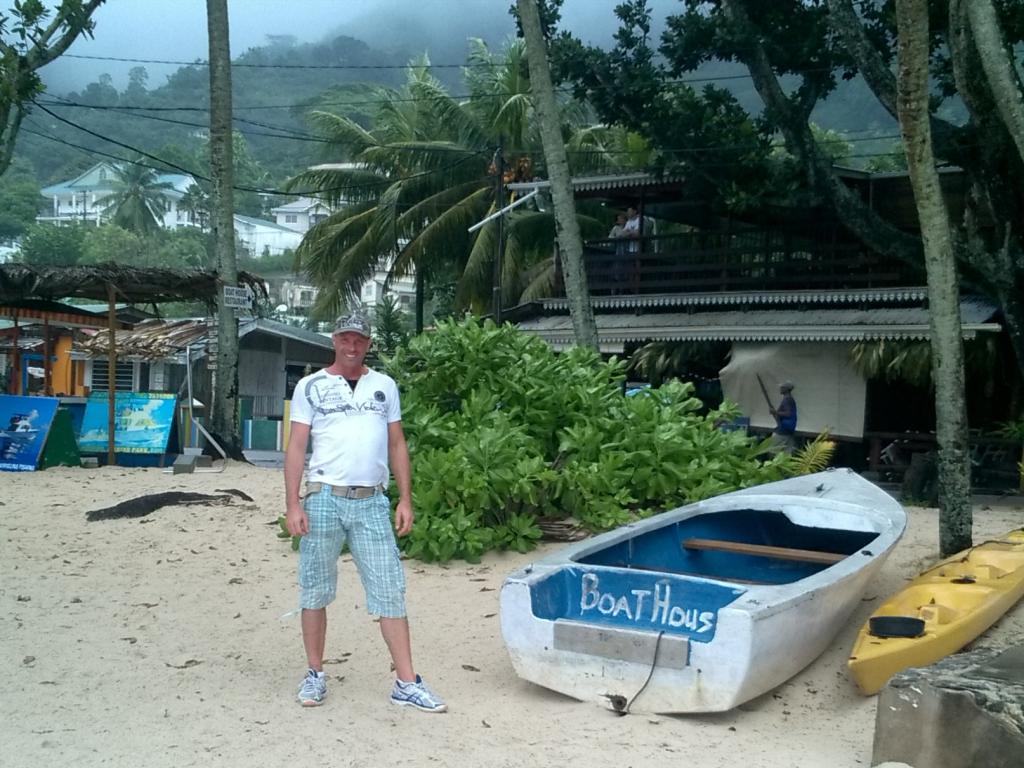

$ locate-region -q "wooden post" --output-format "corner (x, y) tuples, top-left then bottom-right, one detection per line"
(107, 284), (116, 466)
(11, 316), (19, 395)
(43, 318), (51, 396)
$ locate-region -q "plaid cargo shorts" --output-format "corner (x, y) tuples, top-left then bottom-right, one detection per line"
(298, 484), (407, 617)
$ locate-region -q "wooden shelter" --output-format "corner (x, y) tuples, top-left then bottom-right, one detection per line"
(0, 262), (265, 464)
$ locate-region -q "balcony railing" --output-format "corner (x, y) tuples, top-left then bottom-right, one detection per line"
(557, 230), (924, 296)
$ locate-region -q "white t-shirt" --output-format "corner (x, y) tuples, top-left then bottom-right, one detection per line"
(289, 367), (402, 487)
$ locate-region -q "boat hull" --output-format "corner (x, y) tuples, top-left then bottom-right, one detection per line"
(501, 470), (906, 714)
(848, 528), (1024, 695)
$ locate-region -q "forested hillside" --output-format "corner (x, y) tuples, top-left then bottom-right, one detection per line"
(14, 33), (410, 194)
(15, 30), (896, 195)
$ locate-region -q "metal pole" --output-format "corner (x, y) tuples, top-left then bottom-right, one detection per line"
(42, 318), (51, 396)
(186, 344), (195, 448)
(106, 284), (116, 466)
(11, 316), (19, 395)
(415, 269), (424, 334)
(492, 142), (506, 324)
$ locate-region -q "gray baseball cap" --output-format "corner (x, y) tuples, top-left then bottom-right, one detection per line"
(332, 311), (371, 337)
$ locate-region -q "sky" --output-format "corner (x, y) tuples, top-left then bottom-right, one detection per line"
(24, 0), (673, 93)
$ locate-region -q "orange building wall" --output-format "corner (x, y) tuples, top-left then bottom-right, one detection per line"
(50, 335), (75, 396)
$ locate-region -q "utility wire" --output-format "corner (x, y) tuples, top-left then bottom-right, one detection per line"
(63, 51), (833, 81)
(34, 99), (905, 154)
(27, 103), (490, 197)
(40, 67), (838, 113)
(63, 53), (515, 69)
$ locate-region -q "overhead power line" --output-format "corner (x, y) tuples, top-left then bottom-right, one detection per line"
(63, 53), (510, 69)
(32, 98), (907, 156)
(45, 65), (838, 113)
(27, 102), (490, 197)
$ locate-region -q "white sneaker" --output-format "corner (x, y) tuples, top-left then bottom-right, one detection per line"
(298, 668), (326, 707)
(390, 675), (447, 713)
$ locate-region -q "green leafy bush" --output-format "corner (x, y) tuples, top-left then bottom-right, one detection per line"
(378, 317), (813, 562)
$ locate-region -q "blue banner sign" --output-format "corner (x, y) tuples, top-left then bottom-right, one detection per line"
(0, 395), (60, 472)
(78, 392), (176, 454)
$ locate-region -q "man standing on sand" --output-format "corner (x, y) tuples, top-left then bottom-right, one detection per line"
(283, 311), (446, 713)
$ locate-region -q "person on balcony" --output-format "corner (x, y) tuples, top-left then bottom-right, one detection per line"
(608, 213), (628, 247)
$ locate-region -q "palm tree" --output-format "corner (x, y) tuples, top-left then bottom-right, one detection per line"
(286, 40), (631, 320)
(179, 183), (211, 229)
(95, 161), (174, 234)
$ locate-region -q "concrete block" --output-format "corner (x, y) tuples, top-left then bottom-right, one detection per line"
(171, 454), (197, 474)
(873, 645), (1024, 768)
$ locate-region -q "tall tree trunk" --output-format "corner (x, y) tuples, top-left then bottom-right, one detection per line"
(895, 0), (972, 556)
(206, 0), (242, 458)
(517, 0), (598, 350)
(964, 0), (1024, 163)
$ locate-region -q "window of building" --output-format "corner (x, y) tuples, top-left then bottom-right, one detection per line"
(89, 360), (136, 391)
(285, 214), (298, 223)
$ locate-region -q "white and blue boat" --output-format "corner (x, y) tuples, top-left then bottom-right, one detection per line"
(499, 469), (906, 714)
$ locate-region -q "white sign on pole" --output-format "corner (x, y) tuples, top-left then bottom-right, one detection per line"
(223, 285), (250, 309)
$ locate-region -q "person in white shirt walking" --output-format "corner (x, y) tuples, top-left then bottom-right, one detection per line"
(283, 312), (446, 713)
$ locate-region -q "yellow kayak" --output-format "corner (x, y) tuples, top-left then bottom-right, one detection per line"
(848, 528), (1024, 695)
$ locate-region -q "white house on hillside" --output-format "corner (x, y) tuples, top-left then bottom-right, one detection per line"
(271, 197), (331, 233)
(38, 161), (197, 228)
(280, 253), (417, 316)
(233, 214), (303, 258)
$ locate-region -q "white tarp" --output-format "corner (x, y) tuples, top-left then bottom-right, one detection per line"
(719, 342), (866, 438)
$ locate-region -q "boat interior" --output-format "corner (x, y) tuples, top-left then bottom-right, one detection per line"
(576, 509), (880, 586)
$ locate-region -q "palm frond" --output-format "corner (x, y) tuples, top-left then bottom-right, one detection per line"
(285, 166), (387, 207)
(786, 432), (836, 477)
(397, 186), (492, 288)
(306, 111), (379, 155)
(458, 211), (499, 307)
(518, 255), (558, 302)
(408, 78), (490, 150)
(295, 203), (378, 285)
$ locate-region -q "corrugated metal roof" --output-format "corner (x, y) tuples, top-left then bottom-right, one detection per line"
(233, 214), (304, 234)
(77, 319), (209, 360)
(0, 299), (130, 329)
(40, 162), (193, 197)
(239, 318), (333, 350)
(507, 171), (686, 194)
(72, 317), (333, 361)
(516, 298), (1000, 351)
(270, 197), (329, 213)
(537, 287), (930, 312)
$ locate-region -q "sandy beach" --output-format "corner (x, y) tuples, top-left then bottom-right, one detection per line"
(2, 463), (1021, 768)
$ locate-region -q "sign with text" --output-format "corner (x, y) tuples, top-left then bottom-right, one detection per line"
(78, 392), (176, 454)
(0, 395), (60, 472)
(222, 285), (251, 308)
(530, 566), (746, 643)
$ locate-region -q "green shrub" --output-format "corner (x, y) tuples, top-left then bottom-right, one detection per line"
(373, 317), (813, 562)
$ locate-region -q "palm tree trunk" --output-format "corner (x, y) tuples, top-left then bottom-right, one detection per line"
(517, 0), (598, 350)
(206, 0), (243, 458)
(895, 0), (972, 556)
